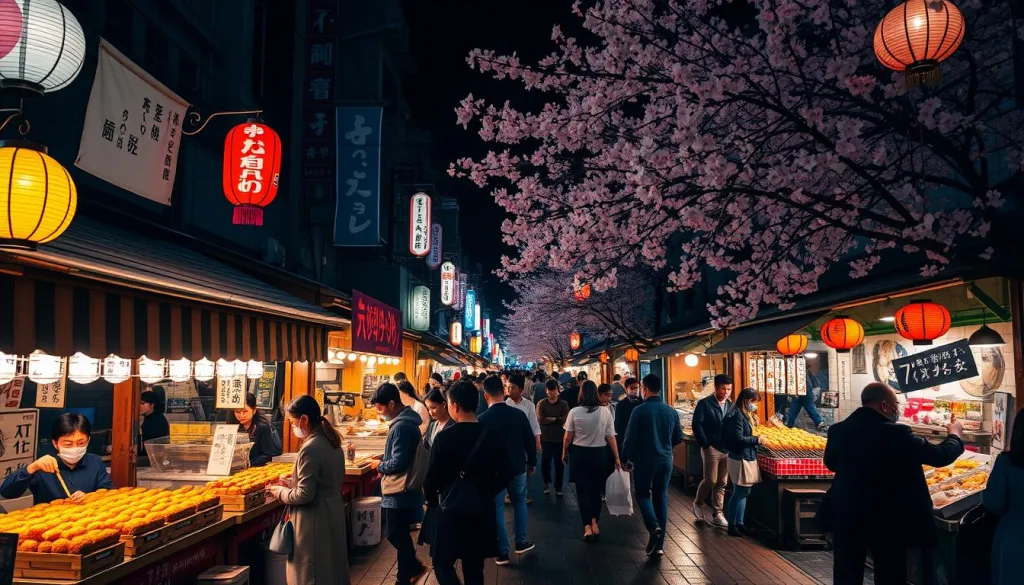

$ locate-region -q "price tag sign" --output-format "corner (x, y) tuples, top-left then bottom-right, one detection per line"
(205, 425), (238, 476)
(891, 339), (979, 393)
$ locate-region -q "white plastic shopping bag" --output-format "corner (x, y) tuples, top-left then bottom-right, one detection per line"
(605, 469), (633, 516)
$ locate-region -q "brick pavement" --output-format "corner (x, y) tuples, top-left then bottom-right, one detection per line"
(349, 474), (829, 585)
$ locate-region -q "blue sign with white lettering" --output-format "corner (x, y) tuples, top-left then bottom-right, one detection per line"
(334, 107), (382, 246)
(464, 289), (476, 331)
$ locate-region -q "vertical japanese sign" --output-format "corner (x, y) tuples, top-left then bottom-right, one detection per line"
(215, 374), (247, 409)
(0, 379), (24, 412)
(426, 224), (443, 269)
(409, 286), (431, 331)
(455, 272), (466, 311)
(76, 41), (189, 205)
(206, 425), (239, 476)
(0, 409), (37, 481)
(409, 193), (432, 257)
(36, 358), (68, 408)
(440, 262), (456, 306)
(302, 0), (338, 218)
(464, 289), (476, 331)
(334, 107), (383, 246)
(352, 290), (403, 357)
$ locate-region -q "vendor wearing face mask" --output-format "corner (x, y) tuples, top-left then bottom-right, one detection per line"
(0, 413), (113, 505)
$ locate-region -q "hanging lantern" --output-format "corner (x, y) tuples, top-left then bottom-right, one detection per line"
(246, 360), (264, 380)
(168, 358), (192, 382)
(573, 276), (591, 302)
(346, 352), (357, 362)
(599, 351), (609, 364)
(27, 350), (61, 384)
(216, 358), (236, 378)
(138, 356), (166, 384)
(624, 348), (640, 362)
(0, 141), (77, 250)
(193, 358), (215, 382)
(776, 334), (809, 356)
(684, 354), (700, 367)
(569, 331), (582, 351)
(873, 0), (965, 88)
(67, 352), (100, 384)
(102, 354), (131, 384)
(894, 300), (950, 345)
(821, 317), (865, 353)
(0, 0), (86, 95)
(0, 352), (16, 385)
(450, 321), (463, 347)
(223, 120), (282, 226)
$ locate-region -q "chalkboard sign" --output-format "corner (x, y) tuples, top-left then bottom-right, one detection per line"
(206, 425), (239, 476)
(891, 339), (979, 393)
(252, 364), (278, 410)
(0, 532), (17, 585)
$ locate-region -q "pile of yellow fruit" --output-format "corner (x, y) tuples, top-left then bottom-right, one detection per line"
(205, 462), (293, 495)
(752, 426), (827, 452)
(0, 486), (219, 554)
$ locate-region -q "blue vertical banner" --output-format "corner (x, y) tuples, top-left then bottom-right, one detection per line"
(334, 106), (382, 246)
(464, 289), (476, 331)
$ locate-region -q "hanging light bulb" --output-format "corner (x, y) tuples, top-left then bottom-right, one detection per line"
(368, 356), (377, 367)
(684, 354), (699, 368)
(246, 360), (264, 379)
(138, 356), (166, 384)
(67, 352), (100, 384)
(193, 358), (215, 382)
(28, 350), (61, 384)
(359, 355), (367, 362)
(102, 354), (131, 384)
(0, 352), (18, 385)
(168, 358), (192, 382)
(347, 352), (357, 361)
(216, 358), (235, 378)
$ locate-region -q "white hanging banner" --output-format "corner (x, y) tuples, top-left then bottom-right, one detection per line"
(410, 285), (431, 331)
(75, 40), (190, 205)
(440, 262), (456, 306)
(409, 193), (431, 257)
(36, 358), (68, 409)
(426, 223), (443, 269)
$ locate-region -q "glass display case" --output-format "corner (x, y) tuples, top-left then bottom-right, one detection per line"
(143, 434), (253, 475)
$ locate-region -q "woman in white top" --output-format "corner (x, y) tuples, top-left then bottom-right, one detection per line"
(563, 381), (621, 542)
(397, 380), (430, 436)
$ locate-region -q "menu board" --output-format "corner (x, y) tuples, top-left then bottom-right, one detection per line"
(251, 364), (278, 410)
(205, 425), (238, 476)
(0, 409), (37, 480)
(891, 340), (980, 393)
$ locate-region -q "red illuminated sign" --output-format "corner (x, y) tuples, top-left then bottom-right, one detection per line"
(352, 290), (403, 357)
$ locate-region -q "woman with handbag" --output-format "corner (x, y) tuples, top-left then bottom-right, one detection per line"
(562, 381), (621, 542)
(266, 395), (349, 585)
(423, 381), (508, 585)
(723, 387), (761, 538)
(984, 407), (1024, 584)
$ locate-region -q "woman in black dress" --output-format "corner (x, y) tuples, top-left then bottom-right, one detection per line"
(422, 381), (508, 585)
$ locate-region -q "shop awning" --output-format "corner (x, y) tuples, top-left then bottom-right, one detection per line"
(0, 218), (347, 362)
(417, 348), (461, 367)
(704, 311), (829, 355)
(644, 336), (707, 359)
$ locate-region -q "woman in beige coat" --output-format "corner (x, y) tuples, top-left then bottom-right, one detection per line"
(267, 395), (349, 585)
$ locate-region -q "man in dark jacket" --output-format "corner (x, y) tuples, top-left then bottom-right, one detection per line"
(691, 374), (733, 526)
(825, 382), (963, 585)
(479, 375), (537, 565)
(559, 378), (580, 409)
(614, 377), (642, 438)
(621, 374), (684, 557)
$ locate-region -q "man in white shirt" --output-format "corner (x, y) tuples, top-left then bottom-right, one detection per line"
(506, 373), (542, 453)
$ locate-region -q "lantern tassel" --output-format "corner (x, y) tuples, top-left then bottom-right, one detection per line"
(905, 62), (941, 89)
(233, 206), (264, 226)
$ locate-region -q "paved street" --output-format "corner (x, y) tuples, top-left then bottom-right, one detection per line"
(350, 475), (831, 585)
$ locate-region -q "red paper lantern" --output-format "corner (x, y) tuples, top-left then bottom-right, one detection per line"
(599, 351), (609, 364)
(223, 121), (282, 226)
(873, 0), (965, 87)
(894, 300), (950, 345)
(573, 281), (591, 302)
(624, 348), (640, 362)
(569, 331), (581, 351)
(776, 334), (808, 356)
(821, 317), (864, 353)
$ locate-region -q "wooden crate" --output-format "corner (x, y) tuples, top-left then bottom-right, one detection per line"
(13, 542), (125, 581)
(164, 504), (224, 541)
(220, 490), (266, 513)
(120, 525), (168, 557)
(196, 504), (225, 529)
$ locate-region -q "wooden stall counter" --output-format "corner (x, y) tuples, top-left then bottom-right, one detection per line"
(345, 464), (378, 499)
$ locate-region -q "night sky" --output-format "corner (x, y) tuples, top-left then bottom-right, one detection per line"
(402, 0), (577, 322)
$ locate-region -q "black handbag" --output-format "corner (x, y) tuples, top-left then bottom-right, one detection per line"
(439, 428), (489, 518)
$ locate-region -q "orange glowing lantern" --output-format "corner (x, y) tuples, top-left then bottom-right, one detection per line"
(776, 334), (808, 356)
(894, 300), (950, 345)
(569, 331), (582, 351)
(821, 317), (864, 353)
(573, 277), (591, 302)
(223, 121), (282, 226)
(873, 0), (965, 87)
(624, 348), (639, 362)
(599, 351), (609, 364)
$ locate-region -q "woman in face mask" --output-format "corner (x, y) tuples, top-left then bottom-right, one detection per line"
(722, 388), (762, 537)
(0, 413), (113, 505)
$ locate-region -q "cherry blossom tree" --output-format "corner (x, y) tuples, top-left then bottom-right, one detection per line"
(500, 269), (654, 363)
(452, 0), (1022, 327)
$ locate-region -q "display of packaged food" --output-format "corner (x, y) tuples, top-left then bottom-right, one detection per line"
(204, 462), (293, 495)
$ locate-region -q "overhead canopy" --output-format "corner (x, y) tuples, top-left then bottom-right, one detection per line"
(644, 336), (707, 359)
(705, 311), (828, 355)
(417, 348), (461, 367)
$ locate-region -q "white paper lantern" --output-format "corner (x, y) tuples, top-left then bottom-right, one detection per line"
(67, 352), (99, 384)
(367, 356), (377, 367)
(138, 356), (166, 384)
(359, 354), (367, 363)
(193, 358), (215, 382)
(216, 358), (235, 378)
(246, 360), (264, 379)
(684, 354), (699, 367)
(102, 354), (131, 384)
(0, 352), (17, 385)
(27, 350), (61, 384)
(0, 0), (86, 95)
(168, 358), (192, 382)
(346, 352), (357, 362)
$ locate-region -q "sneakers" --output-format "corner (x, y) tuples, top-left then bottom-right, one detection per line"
(555, 490), (563, 497)
(691, 501), (705, 523)
(711, 512), (729, 528)
(655, 549), (665, 556)
(645, 528), (663, 556)
(495, 554), (510, 566)
(543, 484), (551, 495)
(526, 498), (533, 505)
(816, 422), (828, 431)
(514, 541), (536, 555)
(728, 525), (743, 537)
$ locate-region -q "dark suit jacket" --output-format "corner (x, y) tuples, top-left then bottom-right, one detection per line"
(692, 395), (732, 452)
(824, 407), (964, 546)
(479, 403), (537, 477)
(722, 409), (758, 461)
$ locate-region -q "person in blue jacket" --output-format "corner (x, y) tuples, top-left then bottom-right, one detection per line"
(1, 413), (113, 505)
(369, 383), (426, 585)
(621, 374), (684, 557)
